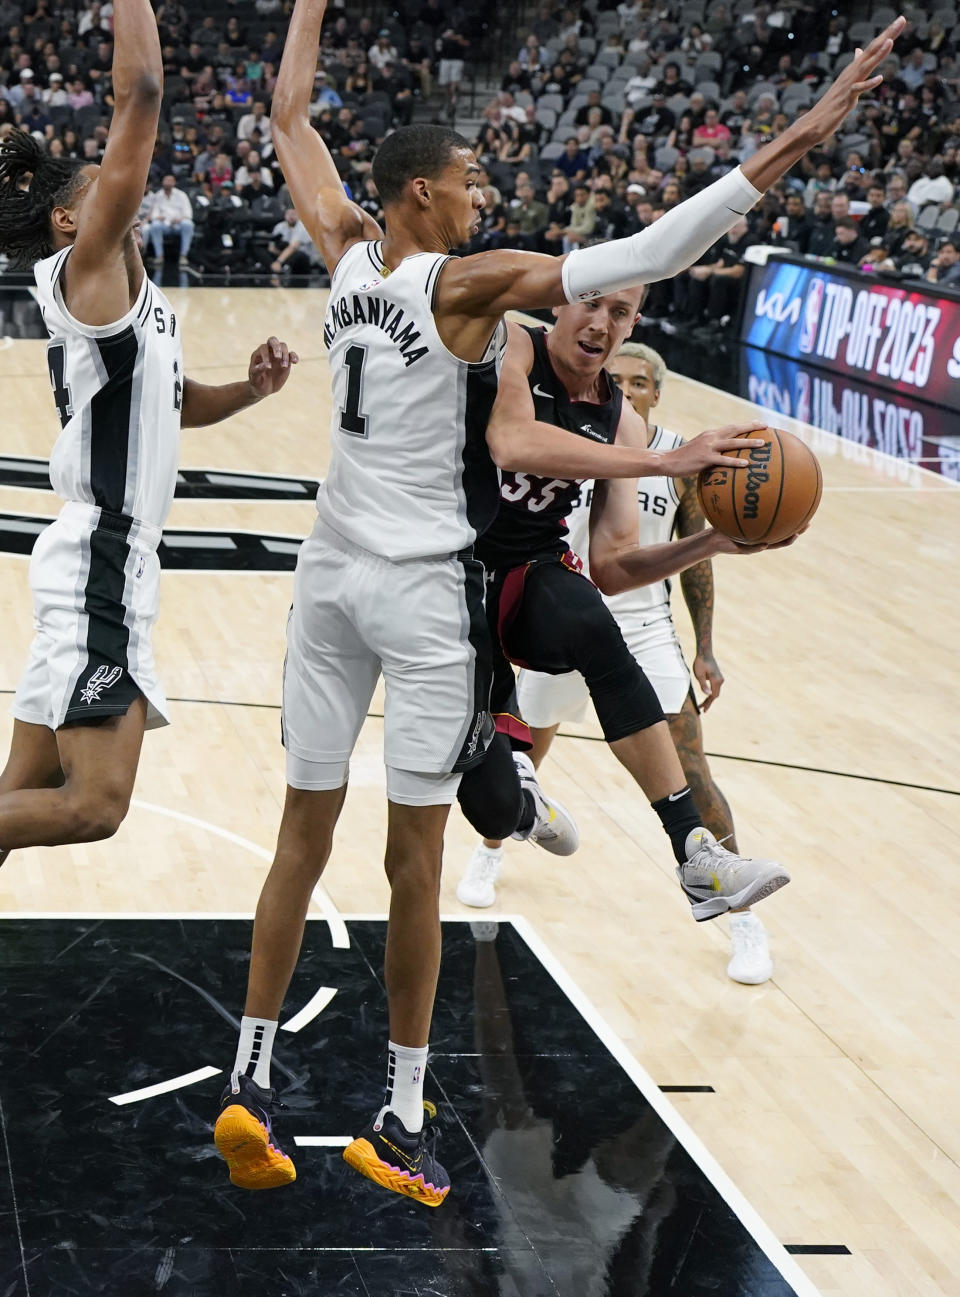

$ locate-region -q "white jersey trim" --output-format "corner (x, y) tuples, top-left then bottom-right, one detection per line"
(45, 246), (152, 340)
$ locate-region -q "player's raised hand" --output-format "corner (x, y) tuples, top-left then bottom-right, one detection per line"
(663, 424), (767, 476)
(803, 16), (906, 139)
(249, 336), (300, 398)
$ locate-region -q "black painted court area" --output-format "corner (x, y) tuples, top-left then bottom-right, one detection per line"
(0, 919), (802, 1296)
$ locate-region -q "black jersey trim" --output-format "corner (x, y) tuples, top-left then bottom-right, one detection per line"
(89, 325), (140, 514)
(449, 554), (495, 772)
(50, 246), (72, 290)
(63, 510), (140, 725)
(365, 240), (384, 275)
(425, 255), (451, 308)
(136, 284), (152, 325)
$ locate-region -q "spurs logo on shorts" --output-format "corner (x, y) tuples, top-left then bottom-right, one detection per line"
(79, 665), (123, 706)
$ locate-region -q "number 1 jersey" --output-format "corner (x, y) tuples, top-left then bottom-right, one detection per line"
(33, 246), (184, 529)
(318, 239), (504, 561)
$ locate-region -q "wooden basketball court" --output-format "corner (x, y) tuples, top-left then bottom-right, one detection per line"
(0, 286), (957, 1297)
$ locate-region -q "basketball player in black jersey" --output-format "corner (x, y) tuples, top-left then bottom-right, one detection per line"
(0, 4), (296, 871)
(216, 0), (902, 1208)
(475, 295), (803, 921)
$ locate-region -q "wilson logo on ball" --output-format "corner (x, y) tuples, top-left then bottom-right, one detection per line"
(696, 427), (822, 545)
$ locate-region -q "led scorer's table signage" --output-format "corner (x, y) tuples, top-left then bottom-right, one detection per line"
(739, 254), (960, 411)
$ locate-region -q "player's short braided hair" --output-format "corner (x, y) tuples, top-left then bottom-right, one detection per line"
(0, 129), (85, 269)
(614, 342), (667, 391)
(371, 125), (471, 206)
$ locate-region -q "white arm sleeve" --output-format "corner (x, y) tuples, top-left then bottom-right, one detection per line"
(561, 166), (763, 303)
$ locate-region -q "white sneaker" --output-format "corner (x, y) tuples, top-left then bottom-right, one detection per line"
(727, 912), (773, 984)
(510, 752), (579, 856)
(676, 828), (789, 922)
(456, 843), (503, 908)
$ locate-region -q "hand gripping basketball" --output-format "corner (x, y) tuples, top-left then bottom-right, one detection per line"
(697, 427), (823, 546)
(662, 423), (769, 477)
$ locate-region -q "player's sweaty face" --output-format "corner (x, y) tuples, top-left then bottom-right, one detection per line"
(552, 293), (641, 372)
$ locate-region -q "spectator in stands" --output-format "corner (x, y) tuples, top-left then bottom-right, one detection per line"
(235, 148), (272, 190)
(907, 156), (955, 208)
(501, 60), (531, 95)
(805, 190), (836, 257)
(693, 108), (730, 150)
(562, 181), (595, 252)
(270, 208), (319, 277)
(237, 99), (270, 144)
(510, 180), (548, 245)
(883, 200), (917, 257)
(148, 173), (194, 268)
(556, 134), (589, 183)
(804, 158), (837, 207)
(367, 28), (397, 72)
(830, 216), (870, 264)
(541, 170), (572, 254)
(655, 61), (692, 98)
(894, 227), (933, 277)
(779, 191), (814, 251)
(575, 91), (613, 130)
(861, 184), (891, 243)
(312, 70), (342, 113)
(926, 238), (960, 286)
(587, 187), (629, 243)
(437, 23), (469, 121)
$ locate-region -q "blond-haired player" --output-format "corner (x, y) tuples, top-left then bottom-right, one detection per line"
(459, 341), (773, 983)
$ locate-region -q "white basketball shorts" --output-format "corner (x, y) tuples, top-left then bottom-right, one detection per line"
(12, 501), (169, 732)
(517, 613), (692, 728)
(282, 516), (491, 805)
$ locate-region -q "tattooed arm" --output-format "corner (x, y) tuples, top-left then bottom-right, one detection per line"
(676, 475), (724, 711)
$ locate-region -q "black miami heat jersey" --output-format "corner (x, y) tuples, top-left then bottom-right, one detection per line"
(475, 325), (623, 571)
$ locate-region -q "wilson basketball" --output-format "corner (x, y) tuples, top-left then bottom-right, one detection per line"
(697, 427), (822, 545)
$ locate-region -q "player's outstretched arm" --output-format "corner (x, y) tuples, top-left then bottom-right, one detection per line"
(181, 337), (299, 428)
(272, 0), (382, 274)
(439, 16), (905, 320)
(487, 324), (764, 478)
(65, 0), (163, 323)
(588, 403), (802, 594)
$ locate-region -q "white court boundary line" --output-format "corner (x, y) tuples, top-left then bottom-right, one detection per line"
(109, 1066), (222, 1106)
(294, 1135), (351, 1148)
(281, 985), (337, 1034)
(338, 911), (824, 1297)
(129, 799), (349, 949)
(0, 909), (822, 1293)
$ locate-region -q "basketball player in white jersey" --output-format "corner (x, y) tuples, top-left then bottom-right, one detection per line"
(0, 5), (296, 872)
(214, 0), (902, 1206)
(460, 341), (774, 984)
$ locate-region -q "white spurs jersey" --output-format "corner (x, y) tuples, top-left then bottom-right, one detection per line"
(567, 425), (685, 624)
(34, 247), (183, 529)
(318, 239), (505, 561)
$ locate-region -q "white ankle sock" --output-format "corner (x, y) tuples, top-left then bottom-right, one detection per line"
(231, 1015), (278, 1092)
(385, 1040), (429, 1133)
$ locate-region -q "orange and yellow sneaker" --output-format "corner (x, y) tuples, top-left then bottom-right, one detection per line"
(343, 1103), (449, 1207)
(214, 1075), (296, 1190)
